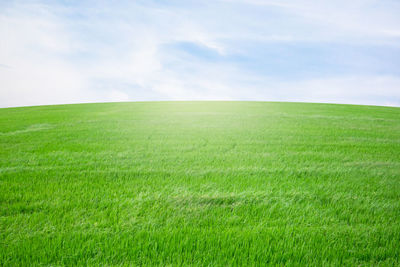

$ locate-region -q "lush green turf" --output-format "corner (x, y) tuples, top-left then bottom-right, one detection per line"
(1, 101), (400, 266)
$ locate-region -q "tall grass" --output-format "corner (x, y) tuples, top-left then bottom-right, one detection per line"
(1, 102), (399, 265)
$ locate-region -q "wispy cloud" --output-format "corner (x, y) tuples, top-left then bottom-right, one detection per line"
(0, 0), (399, 107)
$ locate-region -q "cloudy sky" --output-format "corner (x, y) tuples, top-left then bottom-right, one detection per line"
(1, 0), (400, 107)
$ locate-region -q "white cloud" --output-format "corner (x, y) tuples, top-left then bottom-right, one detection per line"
(0, 4), (97, 107)
(221, 0), (400, 45)
(108, 90), (130, 102)
(0, 0), (399, 107)
(271, 76), (400, 106)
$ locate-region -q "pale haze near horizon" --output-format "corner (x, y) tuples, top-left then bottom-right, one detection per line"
(1, 0), (400, 108)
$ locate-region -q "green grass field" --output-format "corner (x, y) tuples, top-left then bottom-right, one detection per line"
(1, 101), (400, 266)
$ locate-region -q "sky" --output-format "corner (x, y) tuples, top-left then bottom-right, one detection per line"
(1, 0), (400, 108)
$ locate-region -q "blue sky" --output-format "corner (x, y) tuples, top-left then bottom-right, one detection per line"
(1, 0), (400, 107)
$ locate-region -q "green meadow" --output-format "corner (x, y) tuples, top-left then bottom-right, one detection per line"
(1, 101), (399, 266)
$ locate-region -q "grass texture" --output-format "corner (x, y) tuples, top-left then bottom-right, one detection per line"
(1, 101), (400, 266)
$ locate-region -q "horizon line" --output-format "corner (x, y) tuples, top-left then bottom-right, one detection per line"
(1, 100), (399, 110)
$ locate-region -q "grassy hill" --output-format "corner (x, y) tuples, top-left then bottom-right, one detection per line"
(1, 101), (399, 265)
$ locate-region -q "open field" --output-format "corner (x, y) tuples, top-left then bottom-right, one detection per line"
(1, 101), (400, 266)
